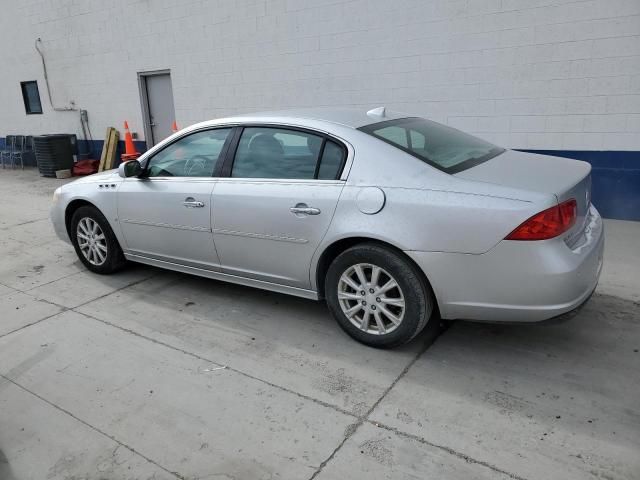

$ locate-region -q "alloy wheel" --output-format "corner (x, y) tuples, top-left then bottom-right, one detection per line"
(337, 263), (405, 335)
(76, 217), (108, 266)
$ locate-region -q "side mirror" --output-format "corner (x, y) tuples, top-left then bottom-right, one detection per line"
(118, 160), (142, 178)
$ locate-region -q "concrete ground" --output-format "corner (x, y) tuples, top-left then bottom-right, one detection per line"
(0, 168), (638, 480)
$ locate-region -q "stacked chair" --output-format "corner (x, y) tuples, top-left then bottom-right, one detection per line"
(1, 135), (28, 169)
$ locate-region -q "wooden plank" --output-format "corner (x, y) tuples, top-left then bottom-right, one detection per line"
(104, 129), (120, 170)
(97, 127), (112, 172)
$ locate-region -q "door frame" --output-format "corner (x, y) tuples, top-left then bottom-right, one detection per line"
(137, 69), (172, 148)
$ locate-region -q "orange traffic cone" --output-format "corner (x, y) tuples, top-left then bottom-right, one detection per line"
(123, 121), (138, 155)
(172, 120), (179, 133)
(121, 121), (140, 162)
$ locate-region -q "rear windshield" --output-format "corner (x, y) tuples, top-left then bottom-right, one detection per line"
(358, 117), (505, 174)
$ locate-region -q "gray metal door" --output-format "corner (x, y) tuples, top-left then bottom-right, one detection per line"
(143, 73), (176, 146)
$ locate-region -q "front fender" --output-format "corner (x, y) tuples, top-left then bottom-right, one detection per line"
(52, 177), (125, 250)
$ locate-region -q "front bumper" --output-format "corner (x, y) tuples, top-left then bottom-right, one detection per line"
(50, 190), (71, 245)
(406, 205), (604, 323)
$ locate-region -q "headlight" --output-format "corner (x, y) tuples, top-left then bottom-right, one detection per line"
(52, 187), (63, 205)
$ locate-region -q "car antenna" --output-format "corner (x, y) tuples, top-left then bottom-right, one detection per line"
(366, 107), (386, 119)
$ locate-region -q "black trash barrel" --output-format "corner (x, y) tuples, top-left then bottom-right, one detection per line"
(33, 134), (77, 177)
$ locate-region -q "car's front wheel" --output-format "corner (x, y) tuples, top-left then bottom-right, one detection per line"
(325, 243), (438, 348)
(70, 205), (127, 274)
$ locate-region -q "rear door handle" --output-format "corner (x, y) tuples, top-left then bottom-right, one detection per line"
(290, 203), (321, 215)
(183, 197), (204, 208)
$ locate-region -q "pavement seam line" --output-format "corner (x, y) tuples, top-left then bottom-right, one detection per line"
(0, 309), (68, 340)
(0, 217), (49, 230)
(20, 269), (160, 304)
(367, 420), (530, 480)
(0, 270), (80, 295)
(307, 337), (433, 480)
(74, 310), (519, 480)
(74, 309), (359, 420)
(5, 262), (533, 480)
(0, 274), (157, 340)
(0, 280), (18, 291)
(0, 374), (186, 480)
(21, 270), (87, 293)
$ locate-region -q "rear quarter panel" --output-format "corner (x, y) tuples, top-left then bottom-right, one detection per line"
(321, 184), (546, 255)
(310, 131), (556, 291)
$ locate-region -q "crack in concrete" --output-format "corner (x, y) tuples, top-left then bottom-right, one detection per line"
(307, 337), (433, 480)
(0, 374), (185, 480)
(306, 326), (530, 480)
(368, 421), (530, 480)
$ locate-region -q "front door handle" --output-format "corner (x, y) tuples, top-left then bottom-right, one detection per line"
(183, 197), (205, 208)
(290, 203), (321, 216)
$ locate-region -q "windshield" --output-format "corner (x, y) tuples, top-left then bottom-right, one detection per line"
(358, 117), (505, 174)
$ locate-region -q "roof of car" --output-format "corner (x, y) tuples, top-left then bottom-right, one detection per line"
(226, 107), (411, 129)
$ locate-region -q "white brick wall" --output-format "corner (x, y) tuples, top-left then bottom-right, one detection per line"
(0, 0), (639, 150)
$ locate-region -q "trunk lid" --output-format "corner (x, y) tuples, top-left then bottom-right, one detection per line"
(455, 150), (592, 244)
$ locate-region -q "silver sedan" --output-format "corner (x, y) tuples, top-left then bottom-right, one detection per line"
(50, 108), (604, 348)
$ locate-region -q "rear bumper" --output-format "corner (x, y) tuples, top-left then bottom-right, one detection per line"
(406, 205), (604, 323)
(537, 287), (596, 325)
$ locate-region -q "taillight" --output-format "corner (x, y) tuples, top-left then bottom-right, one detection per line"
(505, 199), (577, 241)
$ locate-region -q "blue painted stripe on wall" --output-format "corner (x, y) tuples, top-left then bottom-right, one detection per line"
(76, 139), (148, 161)
(518, 150), (640, 222)
(2, 137), (638, 221)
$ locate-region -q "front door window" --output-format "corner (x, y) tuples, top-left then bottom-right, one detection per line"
(146, 128), (232, 177)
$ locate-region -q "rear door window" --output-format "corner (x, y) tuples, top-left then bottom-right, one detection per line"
(231, 127), (346, 180)
(317, 141), (345, 180)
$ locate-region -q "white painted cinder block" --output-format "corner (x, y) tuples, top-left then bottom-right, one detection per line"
(0, 0), (639, 151)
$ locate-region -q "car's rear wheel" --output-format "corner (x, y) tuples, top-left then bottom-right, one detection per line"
(325, 243), (437, 348)
(70, 205), (126, 274)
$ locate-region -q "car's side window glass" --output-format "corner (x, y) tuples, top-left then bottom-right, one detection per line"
(230, 127), (346, 180)
(146, 128), (231, 178)
(232, 127), (326, 179)
(317, 140), (346, 180)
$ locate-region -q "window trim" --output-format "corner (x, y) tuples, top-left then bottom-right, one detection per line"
(358, 117), (505, 174)
(220, 124), (348, 181)
(20, 81), (43, 115)
(139, 126), (236, 179)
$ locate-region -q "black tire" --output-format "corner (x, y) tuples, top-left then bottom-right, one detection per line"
(325, 243), (438, 349)
(70, 205), (127, 274)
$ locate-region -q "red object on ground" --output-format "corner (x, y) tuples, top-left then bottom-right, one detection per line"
(73, 159), (100, 176)
(172, 120), (179, 132)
